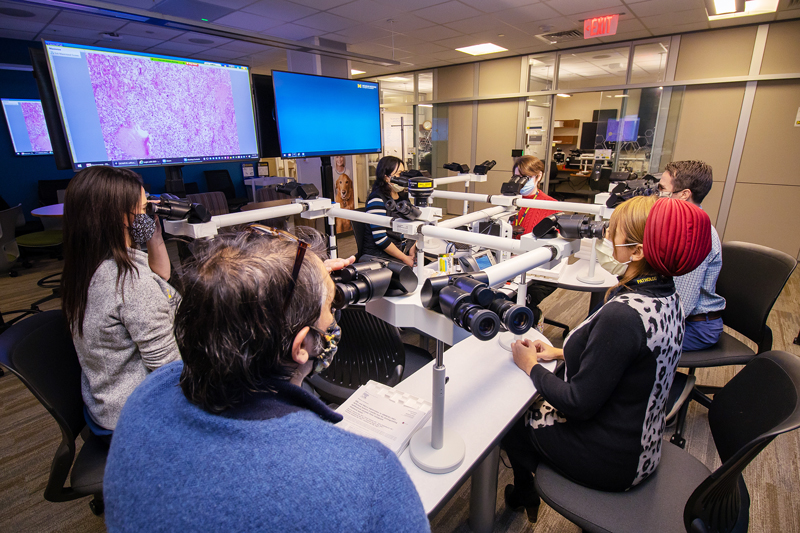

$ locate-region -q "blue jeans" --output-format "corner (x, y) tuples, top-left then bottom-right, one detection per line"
(683, 317), (723, 351)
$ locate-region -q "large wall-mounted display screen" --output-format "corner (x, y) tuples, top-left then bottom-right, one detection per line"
(43, 41), (259, 170)
(272, 71), (381, 158)
(2, 98), (53, 156)
(606, 117), (641, 142)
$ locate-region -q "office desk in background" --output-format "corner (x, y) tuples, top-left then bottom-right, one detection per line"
(31, 203), (64, 231)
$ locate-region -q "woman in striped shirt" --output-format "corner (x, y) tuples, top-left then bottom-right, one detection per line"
(362, 156), (416, 266)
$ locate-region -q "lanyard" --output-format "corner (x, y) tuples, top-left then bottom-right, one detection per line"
(515, 190), (540, 226)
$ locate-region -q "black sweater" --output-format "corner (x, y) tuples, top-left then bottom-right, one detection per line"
(529, 276), (684, 490)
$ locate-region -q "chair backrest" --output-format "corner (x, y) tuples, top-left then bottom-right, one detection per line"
(183, 182), (200, 196)
(255, 185), (292, 203)
(0, 204), (22, 272)
(0, 310), (86, 501)
(186, 191), (229, 217)
(684, 350), (800, 531)
(38, 179), (72, 207)
(717, 241), (796, 353)
(308, 307), (405, 403)
(351, 207), (367, 261)
(204, 170), (236, 200)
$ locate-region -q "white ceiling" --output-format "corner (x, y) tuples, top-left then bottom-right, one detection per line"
(0, 0), (798, 78)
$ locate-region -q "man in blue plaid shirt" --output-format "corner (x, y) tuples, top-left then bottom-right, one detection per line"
(658, 161), (725, 350)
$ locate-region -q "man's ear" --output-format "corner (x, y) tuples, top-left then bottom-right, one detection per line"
(291, 326), (311, 365)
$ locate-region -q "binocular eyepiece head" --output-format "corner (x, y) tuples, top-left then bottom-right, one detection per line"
(438, 286), (500, 341)
(146, 197), (211, 224)
(489, 296), (534, 335)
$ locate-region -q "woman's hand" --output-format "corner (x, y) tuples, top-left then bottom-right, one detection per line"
(531, 340), (563, 361)
(511, 338), (539, 375)
(401, 253), (415, 268)
(324, 255), (356, 273)
(148, 214), (164, 244)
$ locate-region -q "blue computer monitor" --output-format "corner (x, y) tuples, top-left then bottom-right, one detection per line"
(271, 71), (381, 159)
(606, 117), (640, 142)
(1, 98), (53, 156)
(42, 41), (259, 170)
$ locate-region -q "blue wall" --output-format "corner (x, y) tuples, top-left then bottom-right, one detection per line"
(0, 38), (248, 221)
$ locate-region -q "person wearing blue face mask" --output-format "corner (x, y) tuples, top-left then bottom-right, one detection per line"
(511, 156), (559, 239)
(61, 166), (180, 439)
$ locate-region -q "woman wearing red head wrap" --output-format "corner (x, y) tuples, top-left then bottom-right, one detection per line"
(500, 197), (711, 523)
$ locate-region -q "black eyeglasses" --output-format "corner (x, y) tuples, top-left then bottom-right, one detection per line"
(245, 224), (308, 312)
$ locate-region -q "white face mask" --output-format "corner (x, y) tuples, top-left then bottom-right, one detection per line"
(599, 239), (639, 276)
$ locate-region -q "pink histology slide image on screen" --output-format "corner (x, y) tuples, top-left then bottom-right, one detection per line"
(86, 53), (241, 160)
(20, 102), (52, 152)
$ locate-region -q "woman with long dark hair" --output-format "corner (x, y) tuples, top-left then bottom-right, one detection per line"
(61, 166), (180, 434)
(362, 156), (416, 265)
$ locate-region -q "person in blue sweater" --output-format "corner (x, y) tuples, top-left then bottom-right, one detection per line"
(104, 228), (430, 533)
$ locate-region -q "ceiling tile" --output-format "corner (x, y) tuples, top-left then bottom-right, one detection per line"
(509, 15), (578, 34)
(148, 40), (214, 55)
(371, 0), (450, 12)
(444, 15), (514, 34)
(263, 23), (327, 40)
(153, 0), (238, 21)
(430, 48), (469, 60)
(92, 39), (150, 52)
(639, 8), (707, 29)
(288, 0), (353, 9)
(431, 33), (491, 49)
(116, 22), (185, 40)
(217, 40), (273, 53)
(214, 11), (285, 32)
(614, 17), (645, 32)
(597, 28), (653, 42)
(649, 20), (709, 34)
(628, 0), (704, 17)
(494, 3), (562, 25)
(106, 34), (165, 47)
(194, 0), (259, 8)
(170, 31), (232, 47)
(329, 0), (401, 23)
(50, 11), (127, 32)
(95, 0), (166, 8)
(402, 24), (463, 41)
(458, 0), (541, 12)
(332, 23), (390, 42)
(40, 23), (113, 40)
(395, 41), (449, 55)
(0, 29), (38, 41)
(294, 11), (361, 32)
(241, 0), (318, 22)
(0, 0), (59, 23)
(370, 13), (438, 32)
(412, 1), (483, 24)
(0, 18), (46, 33)
(545, 0), (623, 16)
(191, 47), (247, 59)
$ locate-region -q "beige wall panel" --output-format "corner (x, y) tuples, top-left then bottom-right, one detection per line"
(478, 57), (522, 96)
(446, 102), (474, 214)
(472, 170), (509, 211)
(675, 26), (756, 81)
(672, 83), (745, 183)
(760, 20), (800, 75)
(437, 64), (474, 100)
(476, 100), (519, 172)
(702, 182), (723, 227)
(723, 183), (800, 257)
(738, 80), (800, 186)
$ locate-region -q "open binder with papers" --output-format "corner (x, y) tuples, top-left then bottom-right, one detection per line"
(336, 381), (432, 456)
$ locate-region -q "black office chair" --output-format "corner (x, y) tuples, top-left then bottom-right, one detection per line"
(204, 170), (248, 211)
(534, 350), (800, 533)
(0, 310), (108, 515)
(307, 306), (433, 405)
(350, 207), (368, 261)
(670, 241), (796, 447)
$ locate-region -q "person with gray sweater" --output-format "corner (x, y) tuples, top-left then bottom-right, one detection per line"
(61, 167), (180, 433)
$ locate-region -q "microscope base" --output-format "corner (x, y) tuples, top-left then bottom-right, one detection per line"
(409, 427), (466, 474)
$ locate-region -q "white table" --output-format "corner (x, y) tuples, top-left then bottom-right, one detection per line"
(394, 331), (556, 529)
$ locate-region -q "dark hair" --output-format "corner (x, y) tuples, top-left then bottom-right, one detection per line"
(61, 167), (144, 337)
(372, 155), (403, 197)
(664, 160), (713, 204)
(176, 229), (328, 413)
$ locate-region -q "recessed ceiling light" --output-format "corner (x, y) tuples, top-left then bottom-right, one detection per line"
(614, 94), (629, 98)
(419, 104), (433, 107)
(707, 0), (778, 19)
(593, 54), (611, 59)
(497, 34), (505, 37)
(189, 38), (215, 44)
(557, 94), (571, 97)
(0, 8), (35, 17)
(351, 69), (365, 75)
(456, 43), (508, 56)
(384, 76), (410, 82)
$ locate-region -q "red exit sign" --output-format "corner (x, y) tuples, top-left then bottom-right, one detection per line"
(584, 14), (619, 39)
